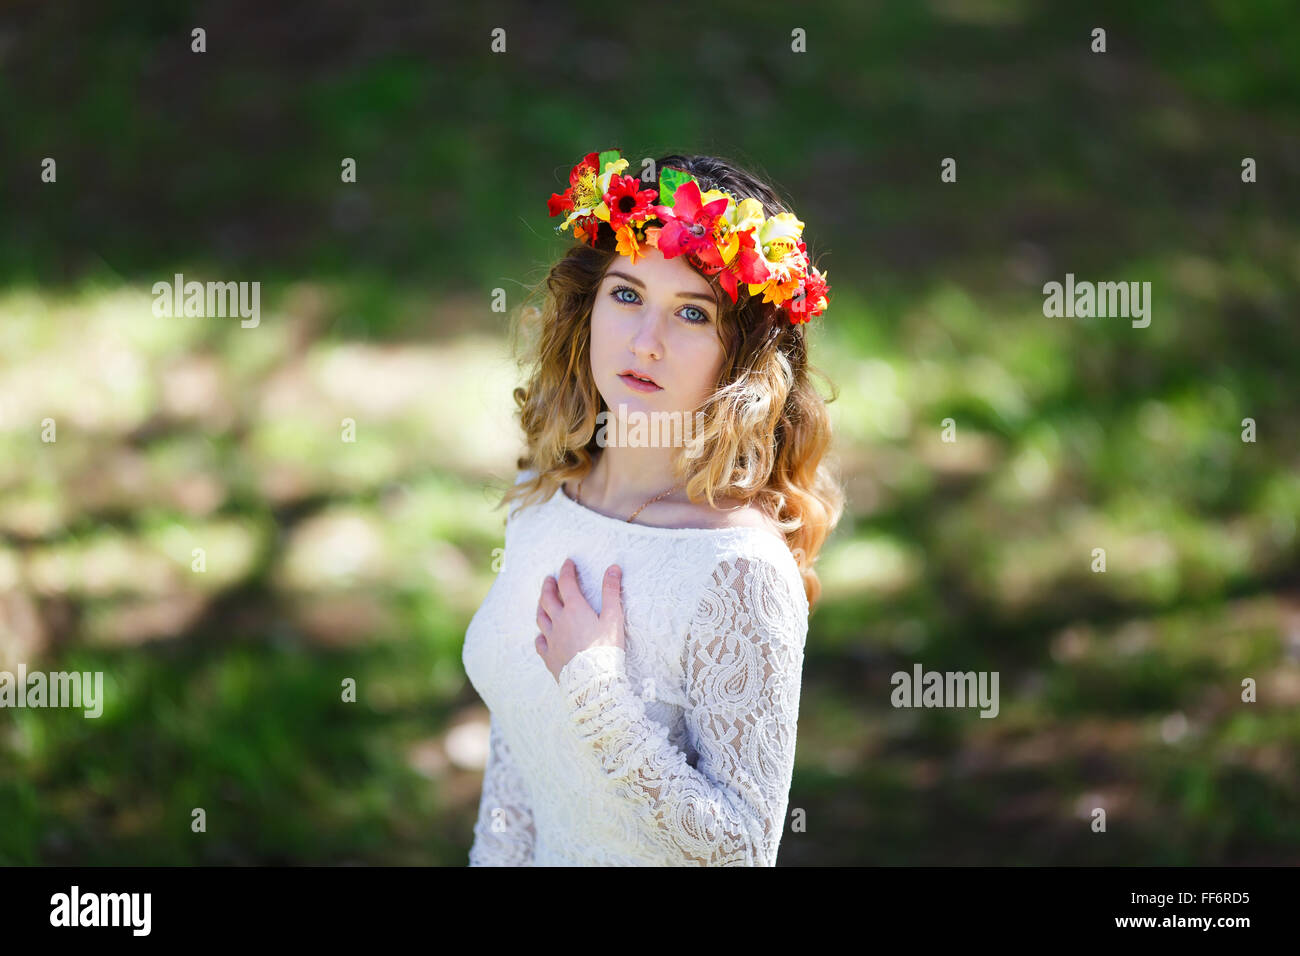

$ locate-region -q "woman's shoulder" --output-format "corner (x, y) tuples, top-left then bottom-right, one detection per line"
(716, 505), (787, 547)
(658, 495), (784, 542)
(676, 499), (808, 615)
(683, 504), (810, 622)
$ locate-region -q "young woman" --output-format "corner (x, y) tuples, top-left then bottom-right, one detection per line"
(462, 149), (844, 865)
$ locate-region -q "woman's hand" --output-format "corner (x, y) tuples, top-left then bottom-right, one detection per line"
(535, 559), (625, 683)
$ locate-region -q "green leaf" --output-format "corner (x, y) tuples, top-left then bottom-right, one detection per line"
(657, 167), (695, 208)
(597, 149), (622, 173)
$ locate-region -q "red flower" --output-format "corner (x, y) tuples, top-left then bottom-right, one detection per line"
(693, 228), (770, 303)
(650, 180), (729, 268)
(546, 191), (573, 217)
(546, 151), (600, 218)
(782, 253), (830, 323)
(604, 175), (659, 229)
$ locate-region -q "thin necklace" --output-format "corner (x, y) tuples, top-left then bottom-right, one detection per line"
(577, 475), (680, 524)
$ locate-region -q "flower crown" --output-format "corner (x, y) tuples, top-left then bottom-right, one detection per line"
(546, 148), (830, 324)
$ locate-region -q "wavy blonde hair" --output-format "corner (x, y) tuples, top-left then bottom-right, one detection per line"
(500, 152), (845, 609)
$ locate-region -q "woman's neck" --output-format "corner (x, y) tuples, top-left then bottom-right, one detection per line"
(581, 447), (684, 514)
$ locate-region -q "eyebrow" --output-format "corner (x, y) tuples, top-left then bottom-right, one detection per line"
(604, 270), (717, 305)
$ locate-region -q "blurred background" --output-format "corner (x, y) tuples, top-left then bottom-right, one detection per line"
(1, 0), (1298, 865)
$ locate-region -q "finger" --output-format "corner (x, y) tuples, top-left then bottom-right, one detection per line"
(540, 574), (561, 606)
(536, 605), (551, 633)
(599, 564), (622, 619)
(539, 582), (563, 618)
(535, 634), (547, 655)
(556, 558), (582, 604)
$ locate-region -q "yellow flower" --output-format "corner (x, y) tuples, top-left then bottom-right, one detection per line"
(709, 195), (765, 265)
(561, 157), (630, 229)
(746, 213), (806, 295)
(597, 157), (629, 191)
(727, 197), (766, 234)
(592, 158), (630, 223)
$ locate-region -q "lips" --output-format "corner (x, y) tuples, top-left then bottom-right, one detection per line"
(618, 368), (660, 387)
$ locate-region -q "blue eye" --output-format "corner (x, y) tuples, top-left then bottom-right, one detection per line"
(608, 284), (711, 325)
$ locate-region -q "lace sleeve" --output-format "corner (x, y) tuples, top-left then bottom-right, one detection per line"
(467, 714), (537, 866)
(557, 556), (808, 866)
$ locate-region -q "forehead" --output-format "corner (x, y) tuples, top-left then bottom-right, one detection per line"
(604, 248), (716, 299)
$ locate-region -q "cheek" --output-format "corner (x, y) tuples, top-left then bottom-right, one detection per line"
(588, 299), (614, 351)
(681, 339), (726, 394)
(587, 300), (631, 380)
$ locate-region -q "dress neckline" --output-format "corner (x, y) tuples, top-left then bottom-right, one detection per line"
(540, 476), (810, 615)
(553, 479), (783, 543)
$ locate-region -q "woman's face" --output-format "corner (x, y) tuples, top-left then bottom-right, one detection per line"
(588, 246), (726, 421)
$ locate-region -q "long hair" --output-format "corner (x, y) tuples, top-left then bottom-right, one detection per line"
(500, 151), (845, 609)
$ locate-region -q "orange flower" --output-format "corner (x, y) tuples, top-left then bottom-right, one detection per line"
(614, 224), (649, 264)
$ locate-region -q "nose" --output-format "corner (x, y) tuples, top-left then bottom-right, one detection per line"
(630, 309), (667, 361)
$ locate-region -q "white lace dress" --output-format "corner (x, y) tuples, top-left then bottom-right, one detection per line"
(462, 468), (810, 866)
